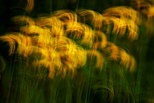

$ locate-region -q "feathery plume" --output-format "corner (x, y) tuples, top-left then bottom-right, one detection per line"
(120, 49), (136, 72)
(53, 10), (78, 23)
(77, 9), (105, 29)
(66, 21), (94, 47)
(106, 42), (121, 61)
(20, 25), (51, 36)
(36, 17), (64, 28)
(102, 6), (139, 40)
(105, 42), (136, 71)
(0, 33), (33, 56)
(87, 50), (104, 69)
(93, 31), (107, 49)
(103, 6), (139, 23)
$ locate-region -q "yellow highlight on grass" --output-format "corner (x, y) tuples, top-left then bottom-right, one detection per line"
(0, 7), (138, 78)
(103, 6), (140, 40)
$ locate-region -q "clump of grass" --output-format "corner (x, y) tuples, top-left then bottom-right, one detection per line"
(1, 4), (148, 103)
(0, 8), (137, 78)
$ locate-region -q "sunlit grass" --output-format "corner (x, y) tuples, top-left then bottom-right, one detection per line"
(0, 2), (152, 102)
(0, 9), (137, 78)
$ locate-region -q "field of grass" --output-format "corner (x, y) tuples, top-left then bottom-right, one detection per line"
(0, 0), (154, 103)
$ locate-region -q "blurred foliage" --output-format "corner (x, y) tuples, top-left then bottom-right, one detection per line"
(0, 0), (154, 103)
